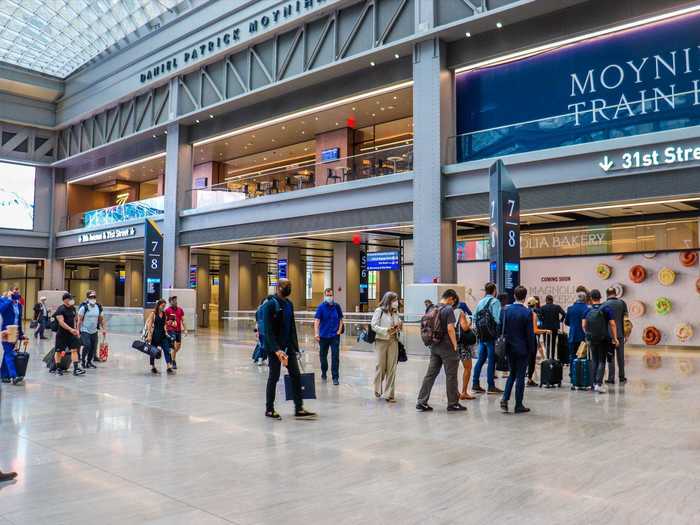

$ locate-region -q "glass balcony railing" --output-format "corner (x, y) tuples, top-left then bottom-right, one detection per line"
(62, 196), (165, 230)
(187, 144), (413, 209)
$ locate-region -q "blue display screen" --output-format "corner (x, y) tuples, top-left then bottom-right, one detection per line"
(366, 251), (400, 271)
(320, 148), (340, 162)
(456, 12), (700, 162)
(277, 259), (288, 279)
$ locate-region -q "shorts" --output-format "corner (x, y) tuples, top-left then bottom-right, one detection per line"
(55, 334), (81, 352)
(457, 344), (473, 361)
(168, 331), (181, 343)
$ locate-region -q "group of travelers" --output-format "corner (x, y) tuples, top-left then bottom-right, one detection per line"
(142, 296), (187, 374)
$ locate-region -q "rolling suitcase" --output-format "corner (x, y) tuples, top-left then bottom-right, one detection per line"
(571, 343), (592, 390)
(557, 332), (569, 364)
(14, 351), (29, 378)
(539, 332), (563, 388)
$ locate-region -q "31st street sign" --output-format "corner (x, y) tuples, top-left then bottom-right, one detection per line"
(598, 140), (700, 172)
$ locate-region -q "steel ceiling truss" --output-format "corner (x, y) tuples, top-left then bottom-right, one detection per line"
(0, 122), (56, 164)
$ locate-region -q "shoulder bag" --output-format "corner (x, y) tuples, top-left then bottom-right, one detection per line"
(494, 306), (508, 359)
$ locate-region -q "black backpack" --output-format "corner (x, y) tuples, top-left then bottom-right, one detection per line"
(586, 305), (609, 343)
(474, 298), (498, 341)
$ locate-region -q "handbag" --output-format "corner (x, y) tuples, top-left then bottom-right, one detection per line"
(284, 353), (316, 400)
(397, 340), (408, 363)
(29, 320), (38, 329)
(494, 306), (508, 359)
(365, 310), (382, 344)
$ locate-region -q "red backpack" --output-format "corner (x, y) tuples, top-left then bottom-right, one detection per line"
(420, 305), (447, 347)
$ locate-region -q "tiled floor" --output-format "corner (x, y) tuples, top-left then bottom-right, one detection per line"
(1, 331), (699, 524)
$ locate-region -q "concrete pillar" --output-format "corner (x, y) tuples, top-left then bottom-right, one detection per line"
(277, 247), (306, 309)
(124, 260), (143, 307)
(376, 270), (401, 305)
(45, 168), (66, 290)
(195, 254), (210, 328)
(162, 113), (192, 289)
(228, 252), (253, 311)
(310, 271), (326, 308)
(253, 263), (268, 305)
(219, 264), (229, 320)
(98, 263), (116, 306)
(411, 38), (456, 284)
(332, 242), (360, 313)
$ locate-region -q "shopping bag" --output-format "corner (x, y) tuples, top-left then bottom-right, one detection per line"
(99, 339), (109, 361)
(284, 373), (316, 400)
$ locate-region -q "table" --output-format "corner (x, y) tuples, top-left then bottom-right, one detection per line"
(387, 156), (404, 173)
(294, 173), (311, 190)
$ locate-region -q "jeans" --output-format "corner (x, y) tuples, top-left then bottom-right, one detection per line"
(472, 340), (496, 389)
(608, 339), (626, 381)
(502, 353), (527, 407)
(417, 345), (460, 406)
(266, 350), (303, 412)
(319, 336), (340, 381)
(80, 332), (98, 365)
(589, 341), (607, 386)
(1, 341), (17, 380)
(568, 339), (584, 376)
(150, 337), (172, 366)
(35, 315), (46, 338)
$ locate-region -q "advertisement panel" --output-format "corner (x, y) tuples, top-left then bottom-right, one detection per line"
(0, 162), (35, 230)
(456, 12), (700, 162)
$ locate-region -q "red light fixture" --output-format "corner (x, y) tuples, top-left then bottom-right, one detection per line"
(346, 116), (356, 128)
(351, 233), (362, 245)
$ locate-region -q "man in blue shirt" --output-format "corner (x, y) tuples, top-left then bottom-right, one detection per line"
(472, 282), (503, 394)
(583, 289), (619, 394)
(261, 278), (317, 420)
(564, 291), (590, 378)
(314, 287), (344, 385)
(500, 285), (536, 414)
(0, 290), (24, 385)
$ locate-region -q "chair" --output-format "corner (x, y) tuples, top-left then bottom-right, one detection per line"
(271, 179), (279, 194)
(326, 167), (342, 184)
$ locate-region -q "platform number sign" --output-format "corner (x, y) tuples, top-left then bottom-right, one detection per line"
(359, 250), (369, 305)
(143, 219), (163, 308)
(488, 160), (520, 304)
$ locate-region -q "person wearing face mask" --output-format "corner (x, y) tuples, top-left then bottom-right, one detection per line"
(416, 289), (466, 412)
(33, 296), (50, 340)
(144, 299), (174, 375)
(371, 291), (402, 403)
(52, 293), (85, 376)
(261, 278), (317, 420)
(314, 287), (344, 385)
(0, 291), (25, 384)
(76, 291), (106, 369)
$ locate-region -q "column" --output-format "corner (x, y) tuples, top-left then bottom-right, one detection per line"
(253, 263), (268, 305)
(124, 260), (143, 307)
(98, 263), (116, 306)
(44, 168), (66, 290)
(332, 242), (360, 313)
(228, 252), (253, 311)
(218, 264), (229, 320)
(277, 247), (306, 309)
(162, 113), (192, 289)
(195, 254), (210, 328)
(411, 38), (456, 284)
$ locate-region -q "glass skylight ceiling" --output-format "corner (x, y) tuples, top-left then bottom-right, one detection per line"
(0, 0), (191, 78)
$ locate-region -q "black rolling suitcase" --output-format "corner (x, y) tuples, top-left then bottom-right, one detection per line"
(557, 332), (569, 364)
(539, 332), (563, 388)
(14, 351), (29, 378)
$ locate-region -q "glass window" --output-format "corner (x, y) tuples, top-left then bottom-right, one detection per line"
(368, 271), (378, 300)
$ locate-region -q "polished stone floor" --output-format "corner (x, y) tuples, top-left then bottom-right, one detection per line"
(1, 331), (699, 525)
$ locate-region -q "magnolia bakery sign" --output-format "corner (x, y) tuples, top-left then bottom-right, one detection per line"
(139, 0), (329, 84)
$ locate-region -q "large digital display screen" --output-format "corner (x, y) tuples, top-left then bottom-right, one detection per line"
(0, 162), (35, 230)
(366, 251), (400, 271)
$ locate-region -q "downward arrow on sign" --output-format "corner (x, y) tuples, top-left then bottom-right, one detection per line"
(599, 156), (614, 172)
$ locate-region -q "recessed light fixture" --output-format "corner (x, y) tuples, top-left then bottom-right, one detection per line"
(371, 113), (376, 117)
(351, 106), (356, 111)
(272, 139), (276, 142)
(251, 134), (256, 138)
(370, 61), (375, 66)
(164, 130), (167, 134)
(195, 119), (200, 123)
(224, 142), (228, 146)
(152, 134), (156, 138)
(394, 53), (399, 59)
(465, 31), (471, 37)
(335, 122), (339, 126)
(380, 107), (385, 111)
(301, 130), (305, 134)
(209, 114), (214, 118)
(263, 157), (267, 161)
(281, 125), (286, 130)
(496, 22), (503, 28)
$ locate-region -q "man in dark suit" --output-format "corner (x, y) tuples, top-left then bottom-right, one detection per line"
(500, 285), (536, 414)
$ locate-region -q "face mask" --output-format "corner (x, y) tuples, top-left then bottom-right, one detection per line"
(68, 299), (75, 306)
(11, 293), (20, 302)
(324, 296), (334, 304)
(280, 285), (292, 297)
(391, 301), (399, 310)
(88, 299), (97, 306)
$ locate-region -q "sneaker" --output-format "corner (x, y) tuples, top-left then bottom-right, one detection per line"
(166, 368), (174, 374)
(56, 368), (64, 376)
(321, 374), (327, 381)
(487, 386), (504, 394)
(620, 377), (627, 383)
(385, 397), (397, 403)
(374, 391), (382, 398)
(172, 361), (178, 370)
(1, 378), (10, 384)
(500, 400), (509, 413)
(473, 385), (486, 394)
(594, 384), (607, 394)
(527, 379), (538, 387)
(447, 403), (467, 412)
(256, 358), (263, 366)
(265, 410), (281, 420)
(151, 367), (159, 374)
(294, 409), (317, 419)
(11, 377), (23, 385)
(333, 379), (339, 386)
(514, 405), (531, 414)
(605, 379), (615, 385)
(415, 403), (433, 412)
(73, 368), (86, 376)
(87, 362), (97, 369)
(0, 471), (17, 482)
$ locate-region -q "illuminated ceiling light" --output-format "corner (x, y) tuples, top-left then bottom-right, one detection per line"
(224, 142), (228, 146)
(66, 153), (166, 184)
(335, 122), (339, 126)
(496, 22), (503, 28)
(456, 4), (700, 74)
(352, 106), (356, 111)
(209, 114), (214, 118)
(281, 125), (286, 130)
(164, 130), (167, 134)
(152, 134), (157, 138)
(394, 53), (399, 59)
(301, 130), (305, 134)
(371, 113), (376, 117)
(195, 119), (200, 123)
(465, 31), (471, 37)
(370, 61), (376, 66)
(193, 81), (413, 147)
(252, 134), (256, 138)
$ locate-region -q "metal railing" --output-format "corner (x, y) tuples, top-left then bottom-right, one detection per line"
(187, 143), (413, 209)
